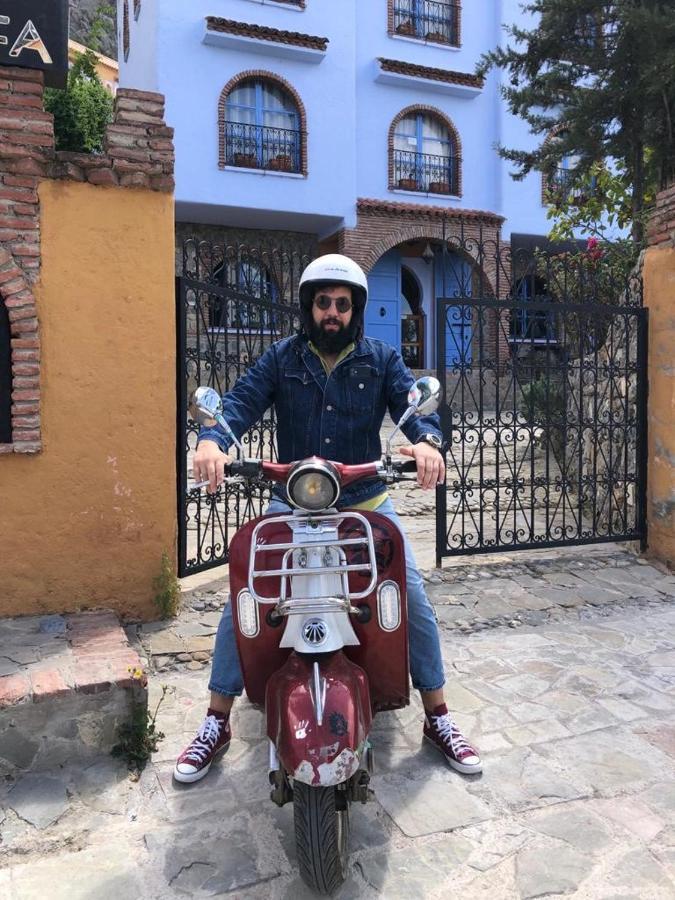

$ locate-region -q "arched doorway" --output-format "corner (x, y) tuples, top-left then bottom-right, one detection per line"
(400, 265), (425, 368)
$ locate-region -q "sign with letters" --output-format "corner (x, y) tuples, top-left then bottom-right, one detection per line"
(0, 1), (69, 88)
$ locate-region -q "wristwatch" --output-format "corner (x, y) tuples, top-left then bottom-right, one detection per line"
(419, 433), (443, 450)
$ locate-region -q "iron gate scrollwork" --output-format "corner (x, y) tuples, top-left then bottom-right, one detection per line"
(435, 235), (648, 561)
(177, 239), (311, 577)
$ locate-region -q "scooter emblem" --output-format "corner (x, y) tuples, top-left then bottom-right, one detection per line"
(302, 618), (328, 646)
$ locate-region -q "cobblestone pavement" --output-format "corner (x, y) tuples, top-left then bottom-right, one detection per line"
(1, 551), (674, 899)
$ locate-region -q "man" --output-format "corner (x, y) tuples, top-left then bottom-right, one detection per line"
(174, 254), (481, 782)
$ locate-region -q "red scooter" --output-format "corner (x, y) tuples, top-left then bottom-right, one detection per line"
(191, 377), (441, 894)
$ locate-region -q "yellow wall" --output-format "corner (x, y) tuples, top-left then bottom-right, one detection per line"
(0, 180), (176, 619)
(643, 246), (675, 568)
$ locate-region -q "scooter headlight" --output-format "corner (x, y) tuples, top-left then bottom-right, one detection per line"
(287, 460), (341, 512)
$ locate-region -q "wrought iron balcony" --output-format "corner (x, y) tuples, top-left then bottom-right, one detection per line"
(223, 122), (302, 174)
(392, 0), (459, 46)
(393, 149), (459, 195)
(547, 167), (597, 204)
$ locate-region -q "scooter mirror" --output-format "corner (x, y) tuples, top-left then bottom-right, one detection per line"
(385, 376), (443, 457)
(190, 386), (223, 427)
(408, 376), (441, 416)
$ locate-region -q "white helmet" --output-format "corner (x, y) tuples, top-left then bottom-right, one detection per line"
(299, 254), (368, 311)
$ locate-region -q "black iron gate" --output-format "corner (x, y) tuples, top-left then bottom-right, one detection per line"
(435, 236), (648, 562)
(177, 240), (310, 576)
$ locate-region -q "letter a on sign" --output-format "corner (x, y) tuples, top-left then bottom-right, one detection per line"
(9, 19), (52, 64)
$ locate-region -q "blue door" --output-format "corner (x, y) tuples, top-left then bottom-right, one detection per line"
(436, 252), (472, 366)
(365, 250), (401, 350)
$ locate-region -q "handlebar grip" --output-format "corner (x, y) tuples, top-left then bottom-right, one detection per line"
(227, 459), (263, 478)
(392, 459), (418, 474)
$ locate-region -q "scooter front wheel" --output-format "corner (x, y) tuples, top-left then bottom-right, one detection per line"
(293, 782), (350, 894)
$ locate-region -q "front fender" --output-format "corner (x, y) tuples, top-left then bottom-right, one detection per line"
(266, 652), (372, 786)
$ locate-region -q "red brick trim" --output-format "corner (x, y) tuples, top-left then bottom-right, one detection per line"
(378, 58), (482, 89)
(388, 105), (463, 196)
(0, 68), (175, 455)
(648, 183), (675, 247)
(218, 70), (308, 176)
(206, 17), (328, 51)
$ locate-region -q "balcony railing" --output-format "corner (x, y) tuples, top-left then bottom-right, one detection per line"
(547, 167), (597, 205)
(392, 0), (459, 46)
(393, 149), (459, 195)
(223, 122), (302, 174)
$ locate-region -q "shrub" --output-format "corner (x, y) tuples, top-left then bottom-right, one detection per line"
(44, 51), (113, 153)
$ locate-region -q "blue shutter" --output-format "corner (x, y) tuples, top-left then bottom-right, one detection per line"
(436, 252), (472, 366)
(365, 250), (401, 350)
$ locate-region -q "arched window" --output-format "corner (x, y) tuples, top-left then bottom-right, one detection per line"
(392, 110), (459, 195)
(223, 78), (302, 174)
(391, 1), (460, 47)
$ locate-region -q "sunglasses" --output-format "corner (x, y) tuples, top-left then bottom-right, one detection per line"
(314, 295), (352, 313)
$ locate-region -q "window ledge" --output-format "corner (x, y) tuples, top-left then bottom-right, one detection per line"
(376, 64), (481, 98)
(241, 0), (305, 11)
(220, 165), (306, 179)
(390, 188), (461, 201)
(203, 29), (325, 63)
(389, 33), (460, 52)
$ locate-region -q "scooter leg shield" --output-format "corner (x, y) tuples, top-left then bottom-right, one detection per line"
(266, 652), (372, 787)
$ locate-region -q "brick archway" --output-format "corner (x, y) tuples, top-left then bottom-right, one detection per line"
(0, 245), (41, 453)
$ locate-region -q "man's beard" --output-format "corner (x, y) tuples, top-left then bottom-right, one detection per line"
(309, 318), (355, 354)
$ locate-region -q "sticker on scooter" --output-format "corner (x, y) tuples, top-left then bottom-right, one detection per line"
(329, 712), (348, 736)
(295, 720), (309, 739)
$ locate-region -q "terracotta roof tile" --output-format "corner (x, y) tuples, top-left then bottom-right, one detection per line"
(357, 198), (503, 225)
(377, 58), (483, 89)
(206, 17), (328, 51)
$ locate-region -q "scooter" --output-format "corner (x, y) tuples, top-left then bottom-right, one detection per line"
(191, 376), (441, 895)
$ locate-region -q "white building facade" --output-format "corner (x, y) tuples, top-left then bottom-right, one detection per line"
(118, 0), (558, 367)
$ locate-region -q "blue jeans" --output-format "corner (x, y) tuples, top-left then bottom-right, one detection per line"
(208, 497), (446, 696)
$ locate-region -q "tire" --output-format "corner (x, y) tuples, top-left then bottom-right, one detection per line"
(293, 782), (350, 895)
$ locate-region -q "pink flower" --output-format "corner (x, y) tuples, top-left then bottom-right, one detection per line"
(586, 236), (603, 261)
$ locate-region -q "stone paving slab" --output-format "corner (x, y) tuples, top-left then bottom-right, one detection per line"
(1, 599), (674, 898)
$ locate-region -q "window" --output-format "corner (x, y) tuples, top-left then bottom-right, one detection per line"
(392, 111), (459, 195)
(545, 152), (597, 206)
(391, 0), (459, 47)
(209, 260), (281, 331)
(223, 79), (302, 174)
(510, 271), (557, 344)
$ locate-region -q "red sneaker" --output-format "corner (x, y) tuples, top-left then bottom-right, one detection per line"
(423, 705), (482, 774)
(173, 712), (231, 783)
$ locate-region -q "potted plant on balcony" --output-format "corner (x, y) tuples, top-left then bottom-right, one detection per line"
(425, 29), (449, 43)
(395, 19), (417, 36)
(233, 152), (258, 168)
(398, 171), (419, 190)
(267, 153), (293, 172)
(429, 180), (451, 194)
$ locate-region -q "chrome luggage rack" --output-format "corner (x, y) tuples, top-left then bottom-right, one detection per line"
(247, 511), (378, 611)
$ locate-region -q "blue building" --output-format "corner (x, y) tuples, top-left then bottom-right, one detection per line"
(119, 0), (564, 368)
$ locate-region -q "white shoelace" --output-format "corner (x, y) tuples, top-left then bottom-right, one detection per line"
(184, 715), (224, 763)
(431, 713), (475, 758)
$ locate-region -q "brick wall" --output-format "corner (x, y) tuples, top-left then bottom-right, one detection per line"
(647, 184), (675, 247)
(0, 67), (174, 455)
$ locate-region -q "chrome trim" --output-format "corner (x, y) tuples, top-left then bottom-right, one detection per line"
(276, 597), (360, 616)
(312, 661), (326, 726)
(268, 740), (279, 773)
(247, 511), (378, 606)
(303, 618), (328, 646)
(287, 459), (341, 512)
(377, 580), (401, 632)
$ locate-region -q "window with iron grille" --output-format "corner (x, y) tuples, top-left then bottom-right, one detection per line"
(544, 152), (598, 206)
(391, 0), (460, 47)
(223, 79), (302, 174)
(209, 260), (281, 332)
(392, 111), (460, 195)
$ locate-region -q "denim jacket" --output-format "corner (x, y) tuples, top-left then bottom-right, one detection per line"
(198, 333), (444, 506)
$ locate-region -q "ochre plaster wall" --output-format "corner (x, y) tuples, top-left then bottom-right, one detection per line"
(0, 180), (176, 619)
(643, 246), (675, 568)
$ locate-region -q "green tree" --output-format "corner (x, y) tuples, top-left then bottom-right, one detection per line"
(44, 50), (113, 153)
(478, 1), (675, 243)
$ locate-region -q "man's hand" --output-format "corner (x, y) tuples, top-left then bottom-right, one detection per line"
(399, 442), (445, 490)
(193, 440), (233, 494)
